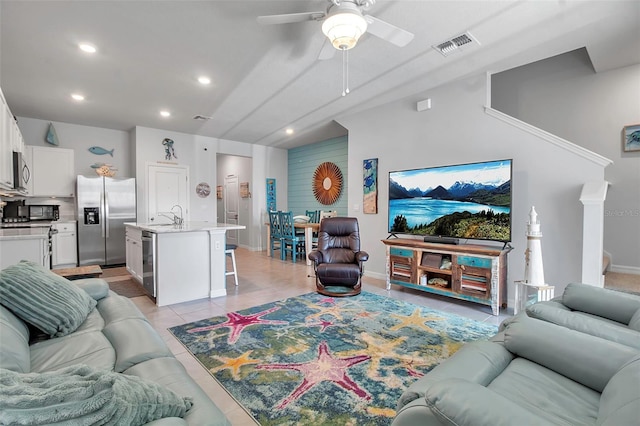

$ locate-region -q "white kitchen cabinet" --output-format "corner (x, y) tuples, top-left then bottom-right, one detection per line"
(51, 221), (77, 268)
(28, 146), (75, 197)
(0, 89), (17, 190)
(0, 234), (50, 269)
(125, 225), (143, 283)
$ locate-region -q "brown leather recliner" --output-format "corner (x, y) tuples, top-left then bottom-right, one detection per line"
(308, 217), (369, 297)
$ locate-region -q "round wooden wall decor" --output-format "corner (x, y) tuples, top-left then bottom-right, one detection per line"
(313, 162), (343, 205)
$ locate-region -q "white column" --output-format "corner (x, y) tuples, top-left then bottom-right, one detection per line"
(579, 181), (609, 287)
(208, 229), (228, 298)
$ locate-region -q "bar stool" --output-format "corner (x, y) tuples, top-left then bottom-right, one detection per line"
(225, 244), (238, 286)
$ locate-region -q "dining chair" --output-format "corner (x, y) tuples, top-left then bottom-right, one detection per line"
(279, 211), (305, 263)
(305, 209), (321, 223)
(319, 210), (338, 221)
(268, 210), (283, 258)
(305, 209), (321, 249)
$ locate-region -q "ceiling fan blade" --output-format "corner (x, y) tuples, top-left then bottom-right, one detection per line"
(257, 11), (325, 25)
(363, 15), (414, 47)
(317, 38), (336, 60)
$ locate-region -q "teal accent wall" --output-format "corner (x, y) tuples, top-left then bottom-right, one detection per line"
(288, 136), (348, 216)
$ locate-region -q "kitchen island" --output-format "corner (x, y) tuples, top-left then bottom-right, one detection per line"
(0, 225), (51, 269)
(124, 222), (244, 307)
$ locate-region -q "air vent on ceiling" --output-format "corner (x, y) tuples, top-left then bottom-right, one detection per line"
(193, 115), (211, 120)
(433, 32), (478, 57)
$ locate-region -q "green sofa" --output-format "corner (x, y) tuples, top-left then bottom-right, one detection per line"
(521, 283), (640, 349)
(0, 267), (229, 426)
(393, 298), (640, 425)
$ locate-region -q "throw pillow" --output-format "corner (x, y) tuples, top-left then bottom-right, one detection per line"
(0, 260), (97, 338)
(0, 364), (192, 425)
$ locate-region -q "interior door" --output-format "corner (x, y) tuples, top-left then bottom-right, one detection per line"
(224, 175), (239, 245)
(147, 164), (189, 224)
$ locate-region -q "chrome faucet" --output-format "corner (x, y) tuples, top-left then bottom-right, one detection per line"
(157, 204), (184, 226)
(171, 204), (184, 226)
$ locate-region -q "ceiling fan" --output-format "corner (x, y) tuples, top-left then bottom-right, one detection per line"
(257, 0), (414, 60)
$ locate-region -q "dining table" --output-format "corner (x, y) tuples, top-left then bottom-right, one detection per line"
(266, 221), (320, 266)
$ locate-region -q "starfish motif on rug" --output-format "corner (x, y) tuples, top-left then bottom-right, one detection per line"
(389, 308), (443, 334)
(307, 319), (335, 332)
(210, 350), (260, 380)
(303, 300), (358, 323)
(187, 306), (288, 344)
(256, 340), (371, 409)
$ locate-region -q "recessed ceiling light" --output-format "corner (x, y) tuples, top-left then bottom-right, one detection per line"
(160, 110), (171, 118)
(285, 128), (294, 135)
(79, 43), (97, 53)
(71, 93), (85, 101)
(198, 76), (211, 85)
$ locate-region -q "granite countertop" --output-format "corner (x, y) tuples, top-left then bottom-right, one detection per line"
(124, 221), (246, 234)
(0, 226), (50, 240)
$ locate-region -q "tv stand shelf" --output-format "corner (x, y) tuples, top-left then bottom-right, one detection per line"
(382, 239), (509, 315)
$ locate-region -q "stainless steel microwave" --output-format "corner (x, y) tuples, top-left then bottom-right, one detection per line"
(29, 205), (59, 221)
(12, 151), (30, 191)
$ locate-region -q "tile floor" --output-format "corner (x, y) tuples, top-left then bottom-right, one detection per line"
(130, 248), (512, 425)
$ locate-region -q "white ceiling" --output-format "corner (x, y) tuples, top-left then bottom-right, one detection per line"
(1, 1), (638, 149)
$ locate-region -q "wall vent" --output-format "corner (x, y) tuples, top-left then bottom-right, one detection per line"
(193, 115), (211, 120)
(433, 32), (478, 57)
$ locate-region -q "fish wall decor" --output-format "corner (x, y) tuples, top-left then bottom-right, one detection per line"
(88, 146), (114, 156)
(45, 122), (59, 146)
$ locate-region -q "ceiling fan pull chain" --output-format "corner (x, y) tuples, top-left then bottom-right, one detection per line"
(342, 47), (350, 97)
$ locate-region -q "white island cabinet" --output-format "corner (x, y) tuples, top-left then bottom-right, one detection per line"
(0, 227), (50, 270)
(124, 222), (244, 307)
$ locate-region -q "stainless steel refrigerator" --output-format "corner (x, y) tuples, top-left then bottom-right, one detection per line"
(77, 175), (136, 266)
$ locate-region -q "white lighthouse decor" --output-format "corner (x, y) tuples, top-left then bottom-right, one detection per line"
(514, 206), (554, 314)
(524, 206), (545, 286)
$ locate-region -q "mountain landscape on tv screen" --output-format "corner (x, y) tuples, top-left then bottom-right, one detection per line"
(389, 177), (511, 241)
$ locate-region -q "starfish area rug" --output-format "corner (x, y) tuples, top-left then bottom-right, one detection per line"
(169, 291), (498, 425)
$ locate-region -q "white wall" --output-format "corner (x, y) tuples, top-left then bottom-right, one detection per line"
(18, 116), (132, 177)
(339, 73), (606, 302)
(13, 119), (287, 250)
(132, 126), (287, 251)
(216, 154), (252, 247)
(492, 51), (640, 273)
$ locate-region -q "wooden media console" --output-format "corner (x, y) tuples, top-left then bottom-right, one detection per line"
(382, 238), (510, 315)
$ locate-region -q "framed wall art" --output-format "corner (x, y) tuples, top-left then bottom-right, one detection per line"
(363, 158), (378, 214)
(623, 124), (640, 152)
(240, 182), (250, 198)
(266, 178), (276, 211)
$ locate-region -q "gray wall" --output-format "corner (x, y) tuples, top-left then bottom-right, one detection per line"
(339, 72), (606, 302)
(492, 49), (640, 272)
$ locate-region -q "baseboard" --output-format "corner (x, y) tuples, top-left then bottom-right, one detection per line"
(210, 288), (227, 298)
(364, 271), (387, 281)
(610, 264), (640, 275)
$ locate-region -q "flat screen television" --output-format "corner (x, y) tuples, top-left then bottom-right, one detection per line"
(388, 159), (512, 243)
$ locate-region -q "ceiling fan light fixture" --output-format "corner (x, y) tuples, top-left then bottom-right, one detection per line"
(322, 9), (368, 50)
